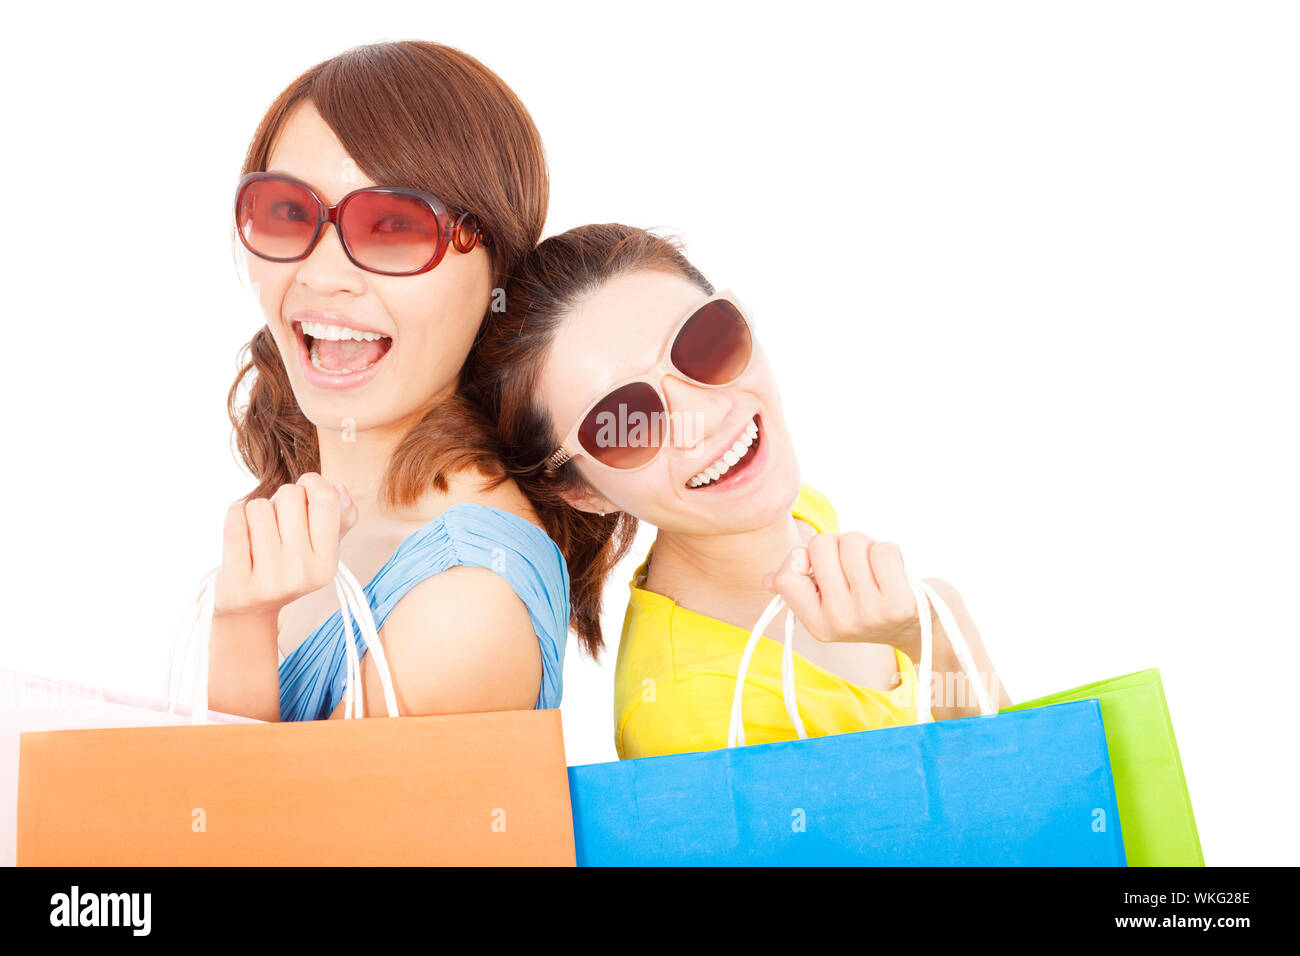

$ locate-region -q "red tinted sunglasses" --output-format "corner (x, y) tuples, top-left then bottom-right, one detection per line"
(234, 172), (487, 277)
(545, 291), (754, 472)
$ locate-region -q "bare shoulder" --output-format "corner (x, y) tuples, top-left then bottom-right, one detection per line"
(446, 467), (544, 530)
(387, 565), (538, 653)
(392, 563), (524, 614)
(368, 565), (542, 714)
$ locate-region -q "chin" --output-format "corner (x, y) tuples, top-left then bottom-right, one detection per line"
(299, 396), (393, 434)
(752, 470), (805, 524)
(715, 459), (804, 533)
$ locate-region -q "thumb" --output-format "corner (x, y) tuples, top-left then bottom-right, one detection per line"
(333, 482), (359, 538)
(769, 546), (823, 632)
(763, 548), (807, 592)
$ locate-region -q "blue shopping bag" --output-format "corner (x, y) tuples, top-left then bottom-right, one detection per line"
(570, 699), (1124, 866)
(571, 577), (1126, 866)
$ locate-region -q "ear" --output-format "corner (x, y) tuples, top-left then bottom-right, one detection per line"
(558, 483), (618, 516)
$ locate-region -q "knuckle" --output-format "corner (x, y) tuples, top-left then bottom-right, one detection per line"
(244, 498), (272, 521)
(271, 482), (306, 503)
(875, 540), (903, 560)
(806, 533), (837, 558)
(300, 473), (334, 501)
(872, 540), (905, 571)
(312, 483), (341, 508)
(222, 505), (247, 537)
(243, 500), (272, 529)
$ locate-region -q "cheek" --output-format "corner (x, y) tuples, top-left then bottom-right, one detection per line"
(247, 260), (289, 321)
(246, 262), (296, 363)
(744, 359), (786, 417)
(387, 265), (491, 352)
(744, 350), (780, 392)
(599, 460), (679, 516)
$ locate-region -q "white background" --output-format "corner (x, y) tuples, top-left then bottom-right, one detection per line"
(1, 1), (1295, 865)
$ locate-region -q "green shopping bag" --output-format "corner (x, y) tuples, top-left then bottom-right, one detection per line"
(1003, 668), (1202, 866)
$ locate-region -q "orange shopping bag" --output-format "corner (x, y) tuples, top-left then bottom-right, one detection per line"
(16, 564), (576, 866)
(1, 667), (259, 867)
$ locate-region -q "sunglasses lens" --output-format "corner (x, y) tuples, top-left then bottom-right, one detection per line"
(339, 191), (442, 274)
(577, 381), (666, 469)
(670, 299), (752, 385)
(236, 177), (319, 260)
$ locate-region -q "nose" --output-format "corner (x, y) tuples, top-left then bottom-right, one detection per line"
(294, 222), (367, 296)
(660, 374), (734, 453)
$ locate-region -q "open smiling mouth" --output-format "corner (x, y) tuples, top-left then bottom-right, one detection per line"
(296, 321), (393, 378)
(686, 414), (763, 490)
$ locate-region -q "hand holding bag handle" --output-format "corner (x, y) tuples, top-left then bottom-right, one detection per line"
(167, 562), (400, 723)
(727, 572), (997, 747)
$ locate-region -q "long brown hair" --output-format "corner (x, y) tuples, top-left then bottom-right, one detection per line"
(464, 224), (715, 657)
(227, 41), (548, 507)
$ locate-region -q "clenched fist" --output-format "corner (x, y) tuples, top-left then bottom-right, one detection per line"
(213, 472), (359, 619)
(762, 532), (927, 661)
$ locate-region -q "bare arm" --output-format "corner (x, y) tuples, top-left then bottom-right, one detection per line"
(329, 564), (543, 719)
(207, 610), (281, 721)
(922, 578), (1012, 720)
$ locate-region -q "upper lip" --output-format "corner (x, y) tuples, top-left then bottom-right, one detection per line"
(287, 309), (391, 338)
(687, 414), (757, 476)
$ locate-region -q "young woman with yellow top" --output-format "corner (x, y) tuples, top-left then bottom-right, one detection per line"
(467, 224), (1010, 758)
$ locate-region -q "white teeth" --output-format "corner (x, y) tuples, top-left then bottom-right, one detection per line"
(304, 320), (390, 376)
(688, 416), (760, 488)
(299, 320), (388, 342)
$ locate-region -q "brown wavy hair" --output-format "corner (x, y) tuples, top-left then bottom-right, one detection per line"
(227, 41), (548, 507)
(464, 224), (715, 657)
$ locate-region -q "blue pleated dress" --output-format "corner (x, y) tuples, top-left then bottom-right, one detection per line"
(277, 503), (570, 721)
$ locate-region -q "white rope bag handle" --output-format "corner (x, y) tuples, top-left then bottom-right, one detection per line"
(726, 598), (807, 748)
(167, 562), (400, 723)
(727, 571), (997, 747)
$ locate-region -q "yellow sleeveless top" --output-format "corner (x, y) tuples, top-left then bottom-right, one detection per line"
(613, 483), (918, 759)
